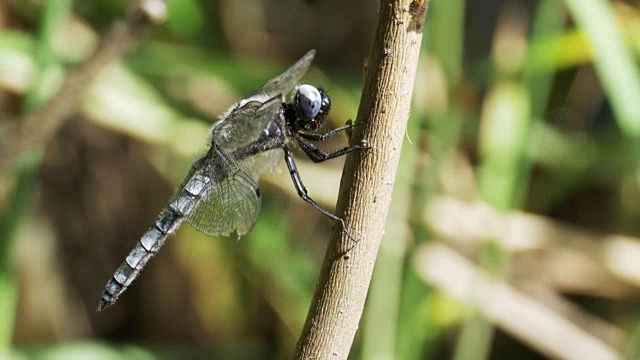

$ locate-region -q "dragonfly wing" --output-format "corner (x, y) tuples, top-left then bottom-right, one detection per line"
(212, 96), (283, 150)
(251, 49), (316, 99)
(237, 147), (284, 182)
(183, 146), (261, 237)
(212, 50), (316, 149)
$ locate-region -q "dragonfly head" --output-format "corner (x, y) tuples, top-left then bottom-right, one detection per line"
(294, 84), (331, 131)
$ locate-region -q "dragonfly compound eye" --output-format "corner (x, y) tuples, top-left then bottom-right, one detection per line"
(295, 84), (322, 120)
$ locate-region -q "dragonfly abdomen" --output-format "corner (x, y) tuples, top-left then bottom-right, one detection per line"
(96, 208), (184, 311)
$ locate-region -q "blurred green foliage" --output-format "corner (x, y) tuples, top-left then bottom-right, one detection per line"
(1, 0), (640, 359)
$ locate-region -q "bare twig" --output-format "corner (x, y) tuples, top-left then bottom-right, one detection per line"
(425, 196), (640, 299)
(295, 0), (428, 358)
(414, 243), (622, 360)
(0, 0), (169, 204)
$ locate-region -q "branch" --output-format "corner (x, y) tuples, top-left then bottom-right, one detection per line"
(413, 243), (622, 359)
(0, 0), (169, 203)
(295, 0), (428, 358)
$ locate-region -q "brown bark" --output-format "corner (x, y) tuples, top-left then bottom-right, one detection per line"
(295, 0), (428, 358)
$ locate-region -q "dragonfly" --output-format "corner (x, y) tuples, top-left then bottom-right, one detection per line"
(97, 49), (364, 311)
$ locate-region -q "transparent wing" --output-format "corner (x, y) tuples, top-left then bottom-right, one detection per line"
(212, 96), (283, 151)
(212, 50), (316, 150)
(251, 49), (316, 99)
(238, 147), (284, 182)
(177, 148), (262, 237)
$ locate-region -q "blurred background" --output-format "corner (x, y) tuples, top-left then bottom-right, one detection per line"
(1, 0), (640, 359)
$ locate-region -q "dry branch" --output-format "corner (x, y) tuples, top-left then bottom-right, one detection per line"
(295, 0), (428, 358)
(0, 0), (169, 205)
(426, 196), (640, 294)
(414, 243), (622, 360)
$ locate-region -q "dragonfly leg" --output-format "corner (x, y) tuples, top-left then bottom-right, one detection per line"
(283, 146), (357, 242)
(297, 137), (365, 163)
(297, 120), (360, 142)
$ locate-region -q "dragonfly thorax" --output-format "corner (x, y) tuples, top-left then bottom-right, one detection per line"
(290, 84), (331, 132)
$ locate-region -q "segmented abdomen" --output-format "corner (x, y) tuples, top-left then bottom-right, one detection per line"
(96, 208), (183, 311)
